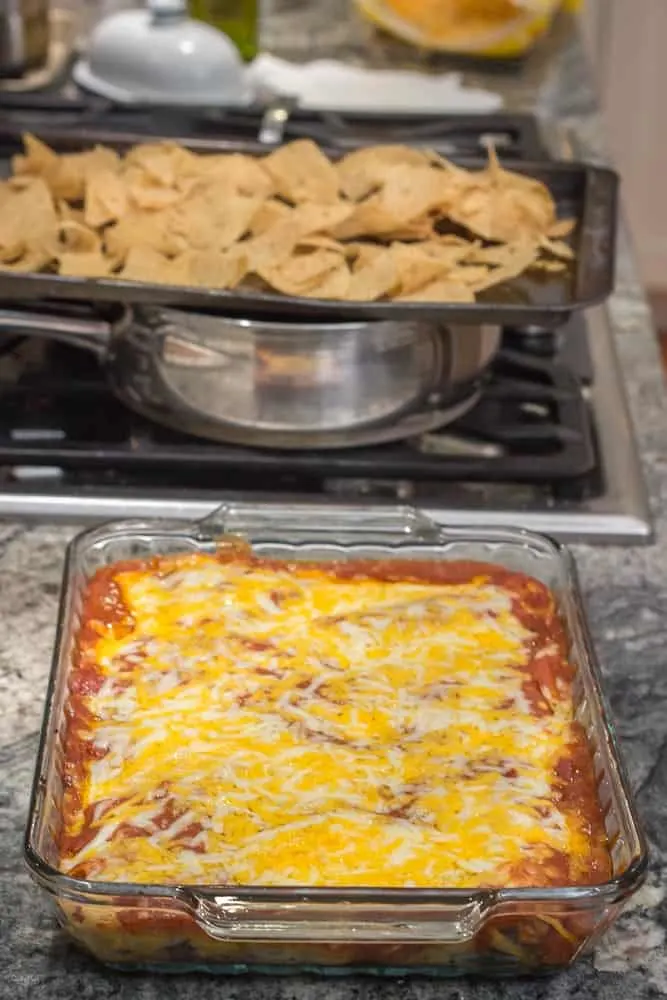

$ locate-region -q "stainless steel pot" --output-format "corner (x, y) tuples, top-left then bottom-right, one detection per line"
(0, 305), (501, 449)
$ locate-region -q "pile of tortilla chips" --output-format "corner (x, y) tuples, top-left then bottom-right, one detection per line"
(0, 133), (574, 305)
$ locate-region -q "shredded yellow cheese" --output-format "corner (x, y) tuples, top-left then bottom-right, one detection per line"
(61, 553), (592, 888)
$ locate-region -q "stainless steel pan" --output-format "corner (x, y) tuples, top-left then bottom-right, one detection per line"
(0, 305), (501, 449)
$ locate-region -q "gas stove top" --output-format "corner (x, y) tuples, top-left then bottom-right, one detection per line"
(0, 103), (651, 542)
(0, 304), (650, 543)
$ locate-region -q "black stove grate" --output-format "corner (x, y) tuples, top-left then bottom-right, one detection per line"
(0, 97), (547, 160)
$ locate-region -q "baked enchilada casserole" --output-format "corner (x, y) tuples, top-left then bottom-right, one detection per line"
(61, 544), (610, 886)
(55, 542), (612, 968)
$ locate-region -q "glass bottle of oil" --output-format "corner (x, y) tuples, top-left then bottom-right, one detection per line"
(188, 0), (259, 61)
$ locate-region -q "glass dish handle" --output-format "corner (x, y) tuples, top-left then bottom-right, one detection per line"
(195, 502), (443, 542)
(188, 893), (489, 944)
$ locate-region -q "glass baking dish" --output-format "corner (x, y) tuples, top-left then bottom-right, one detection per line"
(24, 502), (648, 976)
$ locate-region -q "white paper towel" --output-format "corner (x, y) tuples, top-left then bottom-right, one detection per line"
(248, 54), (504, 113)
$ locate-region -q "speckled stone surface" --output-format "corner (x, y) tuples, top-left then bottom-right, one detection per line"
(3, 3), (667, 998)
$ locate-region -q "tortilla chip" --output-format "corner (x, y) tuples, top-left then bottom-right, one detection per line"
(14, 135), (120, 202)
(438, 234), (470, 246)
(347, 251), (398, 301)
(532, 259), (567, 274)
(296, 235), (347, 254)
(87, 145), (122, 174)
(244, 217), (308, 272)
(199, 153), (274, 199)
(105, 209), (185, 264)
(484, 144), (552, 204)
(249, 199), (292, 237)
(467, 242), (540, 292)
(258, 249), (343, 297)
(380, 220), (436, 242)
(448, 185), (555, 243)
(337, 144), (431, 201)
(58, 220), (101, 253)
(346, 243), (385, 269)
(389, 243), (459, 296)
(245, 204), (351, 272)
(297, 260), (351, 300)
(119, 246), (174, 283)
(133, 149), (177, 188)
(58, 251), (112, 278)
(465, 244), (515, 267)
(12, 133), (59, 177)
(5, 176), (37, 194)
(125, 142), (195, 184)
(539, 236), (574, 260)
(45, 147), (120, 202)
(0, 238), (24, 263)
(180, 246), (249, 289)
(84, 169), (128, 229)
(375, 164), (454, 222)
(330, 202), (406, 241)
(418, 240), (474, 264)
(0, 247), (54, 272)
(263, 139), (340, 204)
(58, 200), (86, 226)
(547, 218), (576, 239)
(125, 166), (184, 210)
(292, 201), (352, 235)
(440, 145), (556, 244)
(0, 177), (58, 262)
(163, 253), (193, 287)
(335, 203), (437, 242)
(169, 191), (261, 251)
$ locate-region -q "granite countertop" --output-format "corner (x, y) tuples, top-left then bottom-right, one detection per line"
(3, 2), (667, 998)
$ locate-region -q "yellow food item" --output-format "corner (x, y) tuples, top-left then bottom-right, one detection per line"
(354, 0), (580, 57)
(59, 548), (609, 890)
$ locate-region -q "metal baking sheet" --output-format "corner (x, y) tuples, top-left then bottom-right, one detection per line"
(0, 123), (618, 326)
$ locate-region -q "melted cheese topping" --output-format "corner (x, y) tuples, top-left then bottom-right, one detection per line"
(61, 553), (592, 888)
